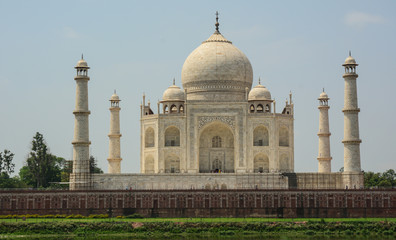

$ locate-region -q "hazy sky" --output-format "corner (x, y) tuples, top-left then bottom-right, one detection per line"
(0, 0), (395, 175)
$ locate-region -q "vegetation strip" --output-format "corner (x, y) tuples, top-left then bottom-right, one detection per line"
(0, 220), (395, 237)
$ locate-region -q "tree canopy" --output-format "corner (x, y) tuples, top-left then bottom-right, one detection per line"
(90, 156), (104, 174)
(0, 149), (28, 188)
(0, 149), (15, 176)
(19, 132), (67, 188)
(364, 169), (396, 188)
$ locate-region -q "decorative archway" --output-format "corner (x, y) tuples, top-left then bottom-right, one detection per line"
(165, 154), (180, 173)
(254, 153), (269, 173)
(199, 122), (235, 173)
(145, 127), (155, 148)
(170, 105), (177, 113)
(253, 125), (269, 146)
(164, 126), (180, 147)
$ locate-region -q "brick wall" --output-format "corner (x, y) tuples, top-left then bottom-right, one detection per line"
(0, 189), (395, 218)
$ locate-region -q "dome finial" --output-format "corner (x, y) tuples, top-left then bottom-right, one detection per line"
(114, 89), (116, 94)
(81, 53), (84, 60)
(349, 50), (351, 57)
(258, 77), (261, 85)
(323, 87), (325, 92)
(173, 78), (175, 85)
(215, 11), (220, 33)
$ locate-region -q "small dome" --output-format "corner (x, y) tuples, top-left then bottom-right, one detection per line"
(110, 93), (120, 101)
(162, 84), (185, 101)
(76, 58), (88, 68)
(319, 91), (329, 99)
(344, 55), (356, 64)
(248, 83), (271, 101)
(343, 55), (357, 65)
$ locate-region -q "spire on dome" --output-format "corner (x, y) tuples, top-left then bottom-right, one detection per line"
(173, 78), (175, 85)
(343, 51), (357, 66)
(258, 77), (261, 85)
(215, 11), (220, 33)
(75, 54), (89, 69)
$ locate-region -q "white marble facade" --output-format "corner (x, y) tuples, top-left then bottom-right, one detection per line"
(140, 23), (294, 175)
(71, 16), (365, 191)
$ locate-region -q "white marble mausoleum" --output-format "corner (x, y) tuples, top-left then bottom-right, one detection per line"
(70, 14), (364, 191)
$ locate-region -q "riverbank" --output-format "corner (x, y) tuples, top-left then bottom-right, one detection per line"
(0, 220), (395, 238)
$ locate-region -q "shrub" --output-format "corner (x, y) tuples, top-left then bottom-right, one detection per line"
(305, 230), (315, 235)
(125, 213), (144, 219)
(89, 214), (108, 218)
(66, 214), (85, 219)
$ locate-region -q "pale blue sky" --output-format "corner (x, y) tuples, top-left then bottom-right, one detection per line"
(0, 0), (395, 175)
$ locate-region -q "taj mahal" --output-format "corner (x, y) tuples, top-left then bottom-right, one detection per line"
(69, 14), (363, 191)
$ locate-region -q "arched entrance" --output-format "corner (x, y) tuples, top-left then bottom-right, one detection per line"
(165, 154), (180, 173)
(199, 122), (234, 173)
(254, 153), (269, 173)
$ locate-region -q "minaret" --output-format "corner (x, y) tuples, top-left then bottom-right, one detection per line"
(342, 52), (363, 187)
(70, 55), (91, 190)
(107, 91), (122, 173)
(317, 90), (332, 173)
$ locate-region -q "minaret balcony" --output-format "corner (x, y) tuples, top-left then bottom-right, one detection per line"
(342, 108), (360, 113)
(73, 110), (91, 115)
(342, 139), (362, 144)
(342, 73), (358, 78)
(317, 132), (331, 136)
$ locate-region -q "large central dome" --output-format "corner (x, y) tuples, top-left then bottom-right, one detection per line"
(181, 21), (253, 101)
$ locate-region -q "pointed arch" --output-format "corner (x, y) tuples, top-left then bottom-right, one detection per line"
(254, 153), (269, 173)
(165, 154), (180, 173)
(170, 104), (177, 113)
(265, 104), (270, 112)
(164, 126), (180, 147)
(250, 104), (255, 113)
(253, 125), (269, 146)
(257, 104), (263, 112)
(145, 127), (155, 148)
(199, 122), (235, 173)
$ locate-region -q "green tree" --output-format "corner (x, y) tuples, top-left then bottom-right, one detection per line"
(0, 174), (29, 188)
(364, 169), (395, 188)
(0, 149), (15, 175)
(19, 165), (35, 187)
(382, 169), (396, 186)
(89, 156), (103, 174)
(58, 156), (102, 187)
(0, 149), (28, 188)
(20, 132), (65, 188)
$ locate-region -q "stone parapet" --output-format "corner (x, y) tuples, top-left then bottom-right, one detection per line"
(1, 189), (395, 218)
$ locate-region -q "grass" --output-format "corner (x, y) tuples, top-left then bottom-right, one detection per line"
(0, 219), (395, 238)
(1, 217), (396, 223)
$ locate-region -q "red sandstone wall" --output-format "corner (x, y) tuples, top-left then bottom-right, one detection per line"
(0, 189), (395, 218)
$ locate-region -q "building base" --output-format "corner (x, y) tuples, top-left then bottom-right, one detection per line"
(0, 189), (395, 218)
